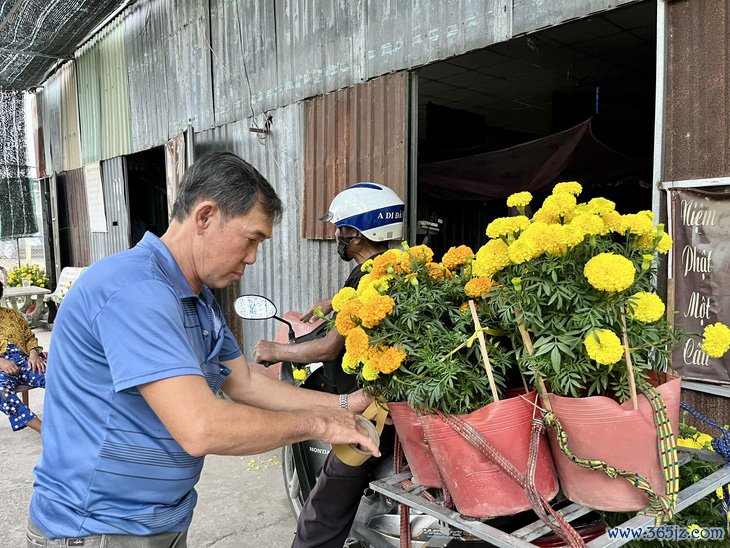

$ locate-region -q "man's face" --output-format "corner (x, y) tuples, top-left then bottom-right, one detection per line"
(197, 203), (273, 289)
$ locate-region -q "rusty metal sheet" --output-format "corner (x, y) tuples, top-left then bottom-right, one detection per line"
(58, 168), (91, 267)
(302, 72), (408, 240)
(664, 0), (730, 181)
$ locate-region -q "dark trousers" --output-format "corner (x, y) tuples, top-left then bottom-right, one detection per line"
(292, 425), (395, 548)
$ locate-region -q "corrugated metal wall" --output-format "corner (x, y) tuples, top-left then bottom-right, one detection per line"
(90, 157), (130, 261)
(303, 72), (408, 239)
(512, 0), (638, 34)
(664, 0), (730, 181)
(76, 15), (132, 165)
(126, 0), (214, 151)
(195, 103), (352, 358)
(58, 168), (92, 267)
(41, 71), (63, 174)
(59, 62), (82, 171)
(664, 0), (730, 428)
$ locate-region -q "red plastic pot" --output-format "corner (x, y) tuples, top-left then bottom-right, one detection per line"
(420, 391), (559, 518)
(546, 374), (681, 511)
(388, 402), (442, 488)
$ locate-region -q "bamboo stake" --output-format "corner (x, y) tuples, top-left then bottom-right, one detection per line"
(517, 322), (553, 412)
(619, 306), (639, 410)
(468, 300), (499, 402)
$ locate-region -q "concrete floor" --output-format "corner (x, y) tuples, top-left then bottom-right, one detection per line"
(0, 329), (296, 547)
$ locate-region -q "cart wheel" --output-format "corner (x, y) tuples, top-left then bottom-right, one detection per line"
(282, 444), (306, 518)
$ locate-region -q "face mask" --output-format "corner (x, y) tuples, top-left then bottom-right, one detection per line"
(337, 236), (356, 261)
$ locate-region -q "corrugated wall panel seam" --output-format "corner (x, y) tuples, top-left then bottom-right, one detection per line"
(90, 157), (130, 261)
(42, 71), (63, 174)
(60, 169), (92, 267)
(59, 62), (82, 171)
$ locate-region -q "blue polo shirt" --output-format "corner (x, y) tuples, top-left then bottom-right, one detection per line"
(30, 233), (242, 538)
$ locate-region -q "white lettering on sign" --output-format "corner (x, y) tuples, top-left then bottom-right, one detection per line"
(683, 337), (711, 367)
(682, 245), (713, 279)
(684, 291), (712, 323)
(681, 199), (717, 233)
(377, 211), (403, 220)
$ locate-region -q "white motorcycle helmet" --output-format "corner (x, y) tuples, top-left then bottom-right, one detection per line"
(319, 183), (405, 242)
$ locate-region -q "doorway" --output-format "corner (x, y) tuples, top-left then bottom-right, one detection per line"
(126, 146), (168, 246)
(414, 1), (657, 256)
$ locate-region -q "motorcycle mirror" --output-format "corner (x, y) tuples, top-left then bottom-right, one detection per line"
(234, 294), (278, 320)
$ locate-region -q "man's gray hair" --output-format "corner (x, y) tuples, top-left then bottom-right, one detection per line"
(171, 152), (283, 223)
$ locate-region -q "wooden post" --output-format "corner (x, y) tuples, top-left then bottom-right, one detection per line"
(517, 322), (553, 412)
(468, 300), (499, 402)
(619, 307), (639, 410)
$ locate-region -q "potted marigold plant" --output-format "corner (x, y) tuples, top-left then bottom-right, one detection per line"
(480, 182), (730, 515)
(329, 242), (560, 516)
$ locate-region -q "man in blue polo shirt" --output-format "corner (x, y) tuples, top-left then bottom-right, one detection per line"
(27, 152), (379, 547)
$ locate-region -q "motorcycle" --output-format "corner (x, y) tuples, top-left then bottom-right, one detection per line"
(235, 294), (448, 547)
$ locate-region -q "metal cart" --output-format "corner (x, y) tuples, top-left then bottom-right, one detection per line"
(370, 448), (730, 547)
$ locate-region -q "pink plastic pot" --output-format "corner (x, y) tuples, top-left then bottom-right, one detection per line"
(546, 374), (681, 511)
(388, 402), (442, 488)
(420, 392), (559, 518)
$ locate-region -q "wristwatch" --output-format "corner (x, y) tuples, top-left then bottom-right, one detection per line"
(339, 393), (349, 410)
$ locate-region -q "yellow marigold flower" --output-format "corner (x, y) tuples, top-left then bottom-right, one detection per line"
(371, 345), (407, 374)
(345, 327), (370, 359)
(506, 191), (532, 209)
(459, 302), (470, 313)
(701, 323), (730, 358)
(619, 213), (655, 237)
(332, 286), (357, 312)
(585, 197), (616, 215)
(656, 232), (673, 254)
(627, 292), (665, 323)
(425, 262), (451, 280)
(541, 192), (577, 221)
(361, 259), (374, 273)
(341, 351), (361, 374)
(464, 277), (494, 298)
(408, 245), (434, 265)
(357, 273), (374, 295)
(370, 249), (404, 279)
(371, 274), (394, 293)
(602, 210), (623, 233)
(558, 224), (584, 251)
(293, 368), (307, 381)
(358, 295), (395, 328)
(636, 232), (654, 250)
(441, 245), (475, 270)
(552, 181), (582, 196)
(486, 216), (530, 239)
(361, 360), (379, 381)
(584, 329), (624, 365)
(570, 213), (607, 237)
(359, 283), (382, 303)
(532, 207), (559, 224)
(678, 437), (704, 450)
(335, 300), (360, 335)
(508, 236), (540, 264)
(473, 239), (510, 277)
(584, 253), (636, 292)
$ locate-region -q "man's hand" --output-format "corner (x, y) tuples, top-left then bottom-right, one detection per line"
(28, 349), (46, 374)
(0, 357), (19, 376)
(253, 340), (283, 364)
(300, 298), (333, 323)
(345, 389), (374, 414)
(311, 407), (381, 457)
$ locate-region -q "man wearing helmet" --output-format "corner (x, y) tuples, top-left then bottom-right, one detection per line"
(253, 183), (405, 548)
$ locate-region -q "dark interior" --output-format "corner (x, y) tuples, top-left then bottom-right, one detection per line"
(416, 0), (657, 256)
(126, 146), (168, 246)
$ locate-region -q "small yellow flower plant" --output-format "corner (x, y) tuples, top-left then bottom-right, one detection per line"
(484, 182), (730, 402)
(326, 242), (513, 415)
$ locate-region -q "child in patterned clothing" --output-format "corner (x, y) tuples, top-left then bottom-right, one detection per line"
(0, 281), (46, 433)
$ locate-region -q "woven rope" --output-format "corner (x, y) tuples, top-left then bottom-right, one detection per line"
(544, 380), (678, 525)
(437, 411), (586, 547)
